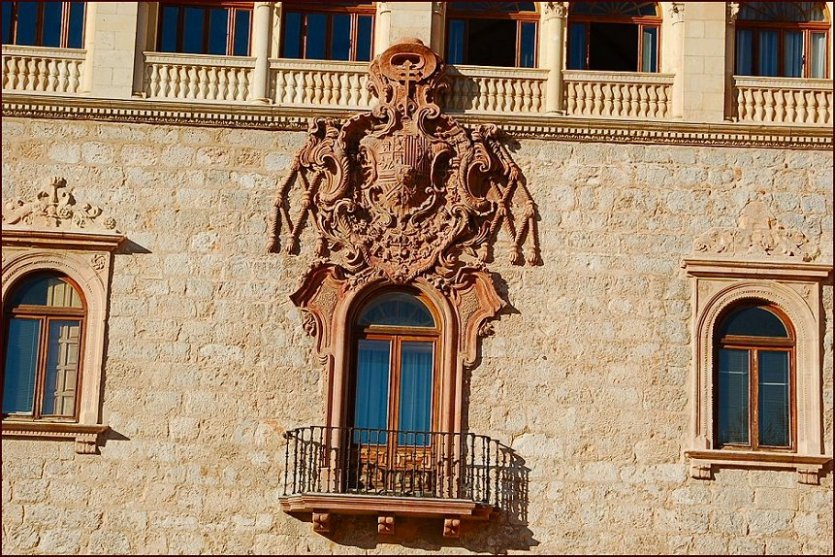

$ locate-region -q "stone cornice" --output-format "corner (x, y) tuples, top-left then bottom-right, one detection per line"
(2, 93), (832, 149)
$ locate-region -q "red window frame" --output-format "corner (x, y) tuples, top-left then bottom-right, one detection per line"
(2, 1), (85, 49)
(156, 1), (254, 56)
(280, 2), (376, 62)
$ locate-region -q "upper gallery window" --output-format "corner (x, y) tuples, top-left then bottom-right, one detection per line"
(446, 2), (538, 68)
(735, 2), (830, 78)
(281, 2), (375, 62)
(567, 2), (661, 72)
(715, 304), (795, 451)
(157, 1), (253, 56)
(1, 1), (85, 49)
(3, 273), (85, 421)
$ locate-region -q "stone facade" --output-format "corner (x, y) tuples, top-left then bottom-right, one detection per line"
(2, 113), (832, 554)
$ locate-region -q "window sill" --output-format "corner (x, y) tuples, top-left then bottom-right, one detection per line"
(1, 420), (109, 454)
(279, 493), (495, 537)
(685, 449), (831, 485)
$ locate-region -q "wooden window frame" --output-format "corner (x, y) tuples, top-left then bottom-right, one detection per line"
(281, 2), (376, 62)
(734, 20), (831, 78)
(156, 1), (254, 57)
(3, 273), (87, 422)
(445, 4), (539, 68)
(567, 7), (662, 73)
(713, 304), (797, 453)
(2, 1), (85, 49)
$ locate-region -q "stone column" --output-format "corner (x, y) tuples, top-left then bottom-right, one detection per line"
(250, 1), (273, 103)
(384, 2), (433, 47)
(724, 3), (739, 120)
(543, 2), (567, 114)
(375, 2), (392, 55)
(667, 2), (686, 119)
(430, 2), (445, 55)
(131, 2), (150, 96)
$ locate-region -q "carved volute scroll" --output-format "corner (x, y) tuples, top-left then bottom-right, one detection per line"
(270, 39), (541, 371)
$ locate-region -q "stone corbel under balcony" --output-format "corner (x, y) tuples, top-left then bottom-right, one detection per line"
(1, 421), (109, 454)
(685, 450), (832, 485)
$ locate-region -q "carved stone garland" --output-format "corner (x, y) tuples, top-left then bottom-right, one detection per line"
(268, 39), (541, 367)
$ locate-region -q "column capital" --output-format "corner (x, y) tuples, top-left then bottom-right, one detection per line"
(542, 2), (568, 20)
(727, 2), (740, 26)
(669, 2), (685, 25)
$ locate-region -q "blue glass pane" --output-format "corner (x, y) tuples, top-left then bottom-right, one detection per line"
(305, 13), (327, 59)
(42, 2), (62, 47)
(16, 1), (38, 45)
(520, 22), (536, 68)
(447, 19), (466, 64)
(398, 342), (433, 446)
(718, 348), (750, 445)
(182, 7), (206, 54)
(568, 23), (587, 70)
(159, 5), (180, 52)
(759, 351), (789, 446)
(2, 3), (13, 44)
(735, 28), (753, 75)
(358, 292), (434, 328)
(67, 2), (85, 48)
(353, 340), (390, 444)
(642, 26), (657, 72)
(719, 306), (788, 338)
(758, 30), (779, 76)
(783, 30), (803, 77)
(282, 12), (302, 58)
(331, 13), (350, 61)
(9, 275), (82, 309)
(739, 2), (825, 22)
(233, 9), (250, 56)
(207, 7), (228, 55)
(356, 15), (372, 61)
(3, 318), (40, 415)
(41, 320), (81, 417)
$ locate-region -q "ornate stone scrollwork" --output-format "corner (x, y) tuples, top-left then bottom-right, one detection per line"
(2, 177), (119, 232)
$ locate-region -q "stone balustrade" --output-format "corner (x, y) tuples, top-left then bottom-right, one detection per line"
(2, 45), (85, 94)
(143, 52), (254, 102)
(563, 70), (674, 120)
(733, 76), (832, 126)
(269, 59), (372, 108)
(445, 65), (548, 113)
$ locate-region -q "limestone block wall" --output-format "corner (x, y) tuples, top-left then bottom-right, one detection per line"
(1, 117), (832, 554)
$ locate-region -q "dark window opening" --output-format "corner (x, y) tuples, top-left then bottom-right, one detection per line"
(156, 2), (253, 57)
(281, 3), (375, 62)
(446, 3), (538, 67)
(2, 1), (86, 48)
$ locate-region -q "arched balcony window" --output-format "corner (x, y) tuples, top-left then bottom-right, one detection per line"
(567, 2), (660, 72)
(715, 303), (795, 450)
(3, 273), (86, 420)
(445, 2), (538, 68)
(156, 1), (253, 56)
(735, 2), (830, 78)
(281, 2), (375, 62)
(1, 1), (85, 49)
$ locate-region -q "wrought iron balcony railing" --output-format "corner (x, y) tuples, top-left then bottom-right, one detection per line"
(282, 425), (509, 509)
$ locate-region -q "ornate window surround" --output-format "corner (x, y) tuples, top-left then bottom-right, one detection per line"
(1, 178), (124, 453)
(682, 202), (833, 484)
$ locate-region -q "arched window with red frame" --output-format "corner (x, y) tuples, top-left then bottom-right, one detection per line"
(281, 2), (375, 62)
(156, 1), (253, 56)
(567, 2), (661, 72)
(445, 2), (538, 68)
(735, 2), (830, 78)
(2, 273), (86, 421)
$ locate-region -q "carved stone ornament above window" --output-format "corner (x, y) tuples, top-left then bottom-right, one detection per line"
(693, 199), (819, 262)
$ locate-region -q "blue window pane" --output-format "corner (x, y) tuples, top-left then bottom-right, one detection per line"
(783, 30), (803, 77)
(718, 348), (749, 445)
(67, 2), (85, 48)
(735, 28), (753, 75)
(41, 2), (62, 47)
(568, 23), (586, 70)
(758, 30), (779, 76)
(520, 22), (536, 68)
(305, 13), (327, 60)
(759, 351), (789, 446)
(331, 14), (350, 61)
(160, 5), (180, 52)
(447, 19), (465, 65)
(233, 9), (250, 56)
(283, 12), (302, 58)
(207, 7), (228, 55)
(2, 3), (12, 44)
(358, 292), (434, 328)
(16, 1), (38, 45)
(398, 342), (433, 446)
(642, 27), (657, 72)
(182, 7), (206, 54)
(356, 15), (372, 61)
(353, 340), (390, 444)
(3, 318), (40, 415)
(719, 306), (788, 338)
